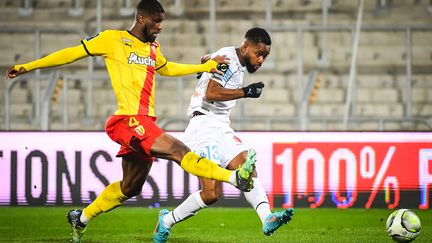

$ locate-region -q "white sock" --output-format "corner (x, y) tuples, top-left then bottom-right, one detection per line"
(228, 171), (237, 187)
(80, 210), (90, 225)
(163, 191), (207, 229)
(244, 178), (272, 224)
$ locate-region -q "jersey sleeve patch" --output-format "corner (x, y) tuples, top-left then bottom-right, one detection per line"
(213, 67), (234, 83)
(85, 33), (100, 41)
(81, 30), (112, 56)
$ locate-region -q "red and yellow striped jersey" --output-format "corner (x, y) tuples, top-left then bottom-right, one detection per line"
(81, 30), (167, 117)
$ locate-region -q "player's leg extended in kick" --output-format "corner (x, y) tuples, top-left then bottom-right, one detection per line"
(150, 133), (255, 191)
(153, 149), (256, 243)
(227, 153), (294, 236)
(67, 153), (152, 243)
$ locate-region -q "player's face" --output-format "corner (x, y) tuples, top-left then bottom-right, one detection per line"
(141, 12), (165, 43)
(244, 43), (270, 73)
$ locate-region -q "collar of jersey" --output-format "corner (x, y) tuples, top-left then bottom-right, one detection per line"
(230, 46), (246, 71)
(126, 30), (160, 47)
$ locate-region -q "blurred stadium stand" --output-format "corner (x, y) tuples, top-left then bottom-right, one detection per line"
(1, 0), (431, 131)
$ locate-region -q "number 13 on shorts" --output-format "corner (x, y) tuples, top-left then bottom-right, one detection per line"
(197, 145), (220, 162)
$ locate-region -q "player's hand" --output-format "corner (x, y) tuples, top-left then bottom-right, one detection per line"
(209, 55), (230, 75)
(197, 54), (212, 79)
(200, 54), (211, 64)
(242, 82), (265, 98)
(5, 66), (27, 79)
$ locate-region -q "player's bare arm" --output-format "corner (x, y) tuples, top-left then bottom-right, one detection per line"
(206, 79), (265, 101)
(205, 79), (245, 101)
(5, 45), (88, 79)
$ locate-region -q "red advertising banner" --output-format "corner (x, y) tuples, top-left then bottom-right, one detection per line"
(271, 141), (432, 209)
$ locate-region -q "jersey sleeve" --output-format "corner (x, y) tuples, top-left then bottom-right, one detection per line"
(81, 30), (113, 56)
(155, 45), (167, 70)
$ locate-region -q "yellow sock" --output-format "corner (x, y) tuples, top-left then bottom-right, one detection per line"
(180, 151), (232, 182)
(83, 181), (129, 220)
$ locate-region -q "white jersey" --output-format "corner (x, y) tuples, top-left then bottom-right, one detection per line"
(187, 46), (245, 123)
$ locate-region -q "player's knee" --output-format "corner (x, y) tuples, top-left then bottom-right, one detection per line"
(121, 181), (143, 197)
(172, 141), (191, 162)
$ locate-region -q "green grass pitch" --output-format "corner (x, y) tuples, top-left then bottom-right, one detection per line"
(0, 207), (430, 242)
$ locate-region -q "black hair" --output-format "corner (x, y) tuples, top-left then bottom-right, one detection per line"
(245, 27), (271, 45)
(136, 0), (165, 15)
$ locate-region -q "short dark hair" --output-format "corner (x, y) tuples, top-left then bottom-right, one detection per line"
(245, 27), (271, 45)
(136, 0), (165, 15)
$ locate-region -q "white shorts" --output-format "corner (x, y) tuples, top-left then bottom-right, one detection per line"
(182, 115), (247, 168)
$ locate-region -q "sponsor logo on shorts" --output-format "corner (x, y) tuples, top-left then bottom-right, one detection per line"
(199, 151), (207, 158)
(134, 125), (145, 136)
(129, 117), (145, 136)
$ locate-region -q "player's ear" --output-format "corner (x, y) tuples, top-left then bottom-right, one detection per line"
(240, 41), (248, 55)
(136, 11), (146, 24)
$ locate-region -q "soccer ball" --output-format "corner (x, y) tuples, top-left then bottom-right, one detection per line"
(386, 209), (421, 242)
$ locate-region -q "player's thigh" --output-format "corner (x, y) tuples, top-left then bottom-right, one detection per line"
(150, 132), (189, 163)
(183, 117), (224, 165)
(220, 128), (248, 169)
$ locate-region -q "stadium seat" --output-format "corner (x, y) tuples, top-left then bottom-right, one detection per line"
(315, 88), (345, 103)
(51, 102), (84, 121)
(309, 104), (345, 117)
(356, 74), (395, 88)
(9, 103), (32, 119)
(95, 103), (117, 119)
(242, 102), (296, 117)
(260, 88), (291, 103)
(413, 105), (432, 116)
(355, 103), (404, 117)
(370, 89), (400, 103)
(9, 89), (30, 104)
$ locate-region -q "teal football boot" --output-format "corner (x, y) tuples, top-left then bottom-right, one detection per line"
(153, 209), (171, 243)
(263, 208), (294, 236)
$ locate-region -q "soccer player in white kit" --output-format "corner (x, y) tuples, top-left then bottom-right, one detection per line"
(153, 27), (294, 243)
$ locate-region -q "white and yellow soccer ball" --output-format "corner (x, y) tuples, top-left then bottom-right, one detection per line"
(386, 209), (421, 242)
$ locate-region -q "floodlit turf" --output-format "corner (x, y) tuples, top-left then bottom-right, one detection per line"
(0, 207), (430, 242)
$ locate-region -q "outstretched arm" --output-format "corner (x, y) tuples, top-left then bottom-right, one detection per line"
(6, 45), (89, 79)
(157, 55), (229, 77)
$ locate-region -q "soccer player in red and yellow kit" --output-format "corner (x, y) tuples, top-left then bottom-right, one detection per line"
(5, 1), (256, 242)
